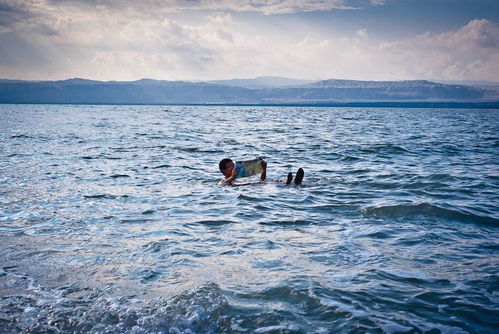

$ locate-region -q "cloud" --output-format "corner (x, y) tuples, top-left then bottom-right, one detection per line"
(0, 0), (36, 32)
(259, 19), (499, 81)
(0, 0), (384, 28)
(356, 28), (368, 40)
(377, 19), (499, 80)
(45, 0), (356, 15)
(0, 0), (497, 82)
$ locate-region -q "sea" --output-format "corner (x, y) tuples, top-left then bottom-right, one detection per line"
(0, 104), (498, 333)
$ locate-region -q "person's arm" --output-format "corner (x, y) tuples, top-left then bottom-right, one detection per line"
(221, 167), (238, 185)
(260, 160), (267, 181)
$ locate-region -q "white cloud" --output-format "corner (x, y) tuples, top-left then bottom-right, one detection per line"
(0, 0), (497, 82)
(0, 0), (361, 26)
(377, 19), (499, 80)
(356, 28), (368, 40)
(47, 0), (354, 15)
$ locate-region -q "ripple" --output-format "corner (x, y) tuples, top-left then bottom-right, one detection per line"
(119, 218), (155, 224)
(381, 268), (441, 283)
(358, 143), (410, 154)
(152, 164), (171, 169)
(83, 194), (126, 199)
(109, 174), (130, 178)
(260, 219), (312, 225)
(142, 239), (174, 253)
(10, 134), (33, 139)
(192, 219), (236, 226)
(363, 202), (499, 225)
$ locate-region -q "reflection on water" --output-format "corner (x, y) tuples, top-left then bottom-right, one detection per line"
(0, 104), (498, 333)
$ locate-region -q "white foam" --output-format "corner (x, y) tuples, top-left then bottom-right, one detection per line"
(255, 324), (300, 333)
(438, 304), (448, 313)
(411, 319), (469, 334)
(330, 273), (357, 286)
(24, 306), (37, 313)
(319, 297), (370, 317)
(230, 321), (248, 332)
(379, 321), (414, 333)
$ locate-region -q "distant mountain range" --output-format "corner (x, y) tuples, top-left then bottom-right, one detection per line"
(0, 77), (498, 105)
(433, 80), (499, 89)
(206, 76), (315, 88)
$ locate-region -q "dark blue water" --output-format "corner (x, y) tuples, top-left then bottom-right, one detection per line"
(1, 104), (498, 333)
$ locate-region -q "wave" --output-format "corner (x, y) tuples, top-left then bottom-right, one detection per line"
(357, 144), (410, 154)
(191, 219), (237, 226)
(380, 269), (441, 282)
(0, 275), (227, 333)
(174, 146), (224, 153)
(363, 202), (498, 226)
(109, 174), (130, 179)
(260, 219), (312, 225)
(10, 134), (34, 139)
(152, 164), (171, 169)
(339, 155), (362, 161)
(236, 193), (266, 202)
(83, 194), (129, 199)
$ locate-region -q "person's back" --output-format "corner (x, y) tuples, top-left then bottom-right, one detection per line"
(219, 158), (267, 185)
(218, 158), (303, 186)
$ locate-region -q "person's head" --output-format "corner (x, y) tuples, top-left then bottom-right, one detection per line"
(219, 158), (234, 178)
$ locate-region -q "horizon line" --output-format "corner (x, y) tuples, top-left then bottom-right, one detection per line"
(2, 77), (498, 85)
(2, 102), (499, 109)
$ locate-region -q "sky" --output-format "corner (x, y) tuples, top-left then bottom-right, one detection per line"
(0, 0), (498, 82)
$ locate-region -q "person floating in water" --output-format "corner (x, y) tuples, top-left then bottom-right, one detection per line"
(219, 158), (304, 186)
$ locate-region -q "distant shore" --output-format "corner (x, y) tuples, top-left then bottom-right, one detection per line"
(1, 102), (499, 109)
(1, 78), (498, 107)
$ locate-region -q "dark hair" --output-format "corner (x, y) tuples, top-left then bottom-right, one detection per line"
(219, 158), (232, 172)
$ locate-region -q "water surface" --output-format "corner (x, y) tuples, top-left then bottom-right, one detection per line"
(1, 105), (498, 333)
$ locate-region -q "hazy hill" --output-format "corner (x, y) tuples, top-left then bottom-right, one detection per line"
(0, 77), (497, 104)
(434, 80), (499, 91)
(434, 79), (499, 86)
(0, 79), (256, 104)
(205, 76), (315, 88)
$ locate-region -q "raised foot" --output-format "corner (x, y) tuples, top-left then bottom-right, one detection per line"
(286, 172), (293, 185)
(294, 168), (304, 185)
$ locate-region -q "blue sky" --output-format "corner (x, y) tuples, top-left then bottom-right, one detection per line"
(0, 0), (498, 81)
